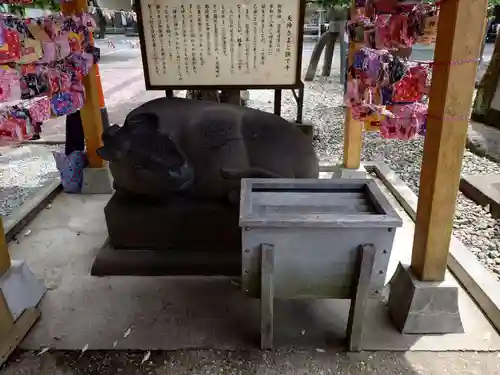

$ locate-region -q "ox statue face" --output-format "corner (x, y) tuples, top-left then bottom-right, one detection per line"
(96, 113), (194, 196)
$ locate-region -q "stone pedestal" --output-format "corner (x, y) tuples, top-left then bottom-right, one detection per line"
(105, 193), (240, 250)
(388, 263), (464, 334)
(331, 164), (368, 179)
(92, 192), (241, 276)
(81, 167), (114, 194)
(0, 260), (46, 321)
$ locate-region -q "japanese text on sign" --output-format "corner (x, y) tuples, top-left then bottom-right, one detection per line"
(140, 0), (301, 87)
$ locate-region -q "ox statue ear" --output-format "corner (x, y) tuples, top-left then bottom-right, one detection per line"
(99, 125), (123, 161)
(101, 124), (121, 144)
(96, 146), (119, 162)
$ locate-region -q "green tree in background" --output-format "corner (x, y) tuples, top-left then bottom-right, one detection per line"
(6, 0), (60, 16)
(4, 0), (108, 39)
(313, 0), (350, 9)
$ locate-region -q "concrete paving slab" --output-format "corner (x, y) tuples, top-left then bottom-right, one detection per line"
(6, 180), (500, 352)
(467, 121), (500, 163)
(461, 174), (500, 218)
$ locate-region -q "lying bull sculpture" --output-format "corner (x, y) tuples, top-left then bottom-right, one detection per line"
(97, 97), (319, 203)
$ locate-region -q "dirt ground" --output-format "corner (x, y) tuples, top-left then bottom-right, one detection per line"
(1, 350), (500, 375)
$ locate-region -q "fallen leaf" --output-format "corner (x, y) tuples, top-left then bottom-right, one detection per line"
(315, 348), (326, 353)
(141, 351), (151, 364)
(124, 327), (131, 338)
(37, 347), (50, 356)
(24, 229), (32, 236)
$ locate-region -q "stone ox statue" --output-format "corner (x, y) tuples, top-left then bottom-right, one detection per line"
(97, 97), (319, 203)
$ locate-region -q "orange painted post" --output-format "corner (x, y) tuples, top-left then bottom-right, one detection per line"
(95, 64), (105, 108)
(88, 29), (110, 129)
(62, 0), (105, 168)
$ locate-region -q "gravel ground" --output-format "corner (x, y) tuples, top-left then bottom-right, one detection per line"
(0, 144), (61, 217)
(247, 66), (500, 280)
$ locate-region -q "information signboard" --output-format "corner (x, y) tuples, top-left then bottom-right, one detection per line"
(136, 0), (305, 89)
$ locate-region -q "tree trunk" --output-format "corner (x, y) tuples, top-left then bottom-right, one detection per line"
(472, 27), (500, 123)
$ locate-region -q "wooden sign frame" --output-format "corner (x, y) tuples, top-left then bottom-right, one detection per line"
(135, 0), (306, 90)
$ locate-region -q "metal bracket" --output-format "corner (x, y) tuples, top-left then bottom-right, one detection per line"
(346, 244), (377, 351)
(273, 86), (305, 124)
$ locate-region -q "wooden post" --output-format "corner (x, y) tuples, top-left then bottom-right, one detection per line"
(0, 218), (9, 276)
(343, 41), (364, 169)
(342, 3), (364, 169)
(0, 217), (10, 341)
(62, 0), (105, 168)
(411, 0), (489, 282)
(0, 217), (40, 367)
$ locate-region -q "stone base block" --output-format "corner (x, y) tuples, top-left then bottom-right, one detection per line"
(81, 167), (114, 194)
(388, 263), (464, 334)
(331, 164), (368, 179)
(0, 260), (46, 320)
(96, 192), (242, 276)
(104, 192), (240, 251)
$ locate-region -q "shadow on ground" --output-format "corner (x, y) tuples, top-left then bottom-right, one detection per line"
(2, 349), (500, 375)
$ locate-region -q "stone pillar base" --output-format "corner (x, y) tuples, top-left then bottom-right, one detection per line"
(81, 167), (114, 194)
(0, 260), (46, 320)
(388, 263), (464, 334)
(331, 164), (368, 179)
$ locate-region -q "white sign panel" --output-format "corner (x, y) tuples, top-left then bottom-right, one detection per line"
(139, 0), (302, 87)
